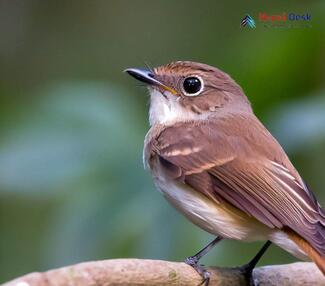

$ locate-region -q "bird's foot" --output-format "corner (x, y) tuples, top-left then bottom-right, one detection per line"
(234, 241), (271, 286)
(185, 256), (210, 286)
(236, 263), (257, 286)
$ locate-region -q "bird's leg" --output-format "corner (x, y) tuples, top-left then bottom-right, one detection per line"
(185, 236), (223, 286)
(237, 240), (272, 286)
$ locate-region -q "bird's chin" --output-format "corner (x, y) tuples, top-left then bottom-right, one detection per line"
(148, 88), (205, 126)
(148, 86), (171, 100)
(148, 88), (184, 126)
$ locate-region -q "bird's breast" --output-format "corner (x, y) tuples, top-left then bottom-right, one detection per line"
(149, 156), (270, 241)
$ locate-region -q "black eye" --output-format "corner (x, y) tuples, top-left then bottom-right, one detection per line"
(182, 77), (203, 96)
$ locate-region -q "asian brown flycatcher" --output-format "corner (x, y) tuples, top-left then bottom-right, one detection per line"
(125, 61), (325, 284)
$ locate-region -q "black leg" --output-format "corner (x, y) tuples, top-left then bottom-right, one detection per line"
(185, 236), (223, 286)
(238, 241), (272, 286)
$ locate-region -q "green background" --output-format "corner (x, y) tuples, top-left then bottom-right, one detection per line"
(1, 0), (325, 282)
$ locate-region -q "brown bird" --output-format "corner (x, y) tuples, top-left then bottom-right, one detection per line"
(125, 61), (325, 285)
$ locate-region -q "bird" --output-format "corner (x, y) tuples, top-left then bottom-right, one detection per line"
(125, 61), (325, 285)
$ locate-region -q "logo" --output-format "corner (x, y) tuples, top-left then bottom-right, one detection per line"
(240, 12), (312, 29)
(259, 12), (311, 22)
(259, 12), (312, 28)
(241, 15), (256, 28)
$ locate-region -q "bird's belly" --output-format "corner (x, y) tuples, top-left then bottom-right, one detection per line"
(152, 172), (270, 241)
(269, 231), (309, 260)
(151, 167), (309, 260)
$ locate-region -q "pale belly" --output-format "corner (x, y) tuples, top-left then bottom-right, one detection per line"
(152, 168), (309, 260)
(153, 171), (270, 241)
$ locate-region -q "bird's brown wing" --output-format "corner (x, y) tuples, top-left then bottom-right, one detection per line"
(150, 114), (325, 255)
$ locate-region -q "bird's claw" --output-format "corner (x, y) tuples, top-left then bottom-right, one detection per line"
(184, 255), (198, 266)
(185, 256), (211, 286)
(236, 263), (257, 286)
(198, 270), (210, 286)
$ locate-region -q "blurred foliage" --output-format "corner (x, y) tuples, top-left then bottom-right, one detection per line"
(0, 0), (325, 283)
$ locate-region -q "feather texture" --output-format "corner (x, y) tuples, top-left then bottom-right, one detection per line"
(145, 113), (325, 257)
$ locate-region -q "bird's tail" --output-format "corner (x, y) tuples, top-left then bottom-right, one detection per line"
(286, 229), (325, 275)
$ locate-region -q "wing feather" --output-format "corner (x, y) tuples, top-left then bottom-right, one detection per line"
(149, 115), (325, 255)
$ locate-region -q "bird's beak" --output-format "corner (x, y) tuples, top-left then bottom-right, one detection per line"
(124, 68), (178, 95)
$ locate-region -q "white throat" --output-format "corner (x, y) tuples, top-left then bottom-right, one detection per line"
(148, 88), (206, 126)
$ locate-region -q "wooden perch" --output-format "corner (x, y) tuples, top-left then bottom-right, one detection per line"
(3, 259), (324, 286)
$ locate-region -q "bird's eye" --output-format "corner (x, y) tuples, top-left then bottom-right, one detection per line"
(182, 76), (203, 96)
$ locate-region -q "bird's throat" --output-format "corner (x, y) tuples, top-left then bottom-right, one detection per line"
(148, 88), (208, 126)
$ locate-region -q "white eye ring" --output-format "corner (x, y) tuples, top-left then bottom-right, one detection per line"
(181, 75), (204, 97)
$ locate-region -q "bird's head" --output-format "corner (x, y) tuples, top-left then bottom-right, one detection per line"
(125, 61), (251, 126)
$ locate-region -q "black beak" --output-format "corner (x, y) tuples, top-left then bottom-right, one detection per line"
(124, 68), (178, 95)
(124, 68), (158, 85)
